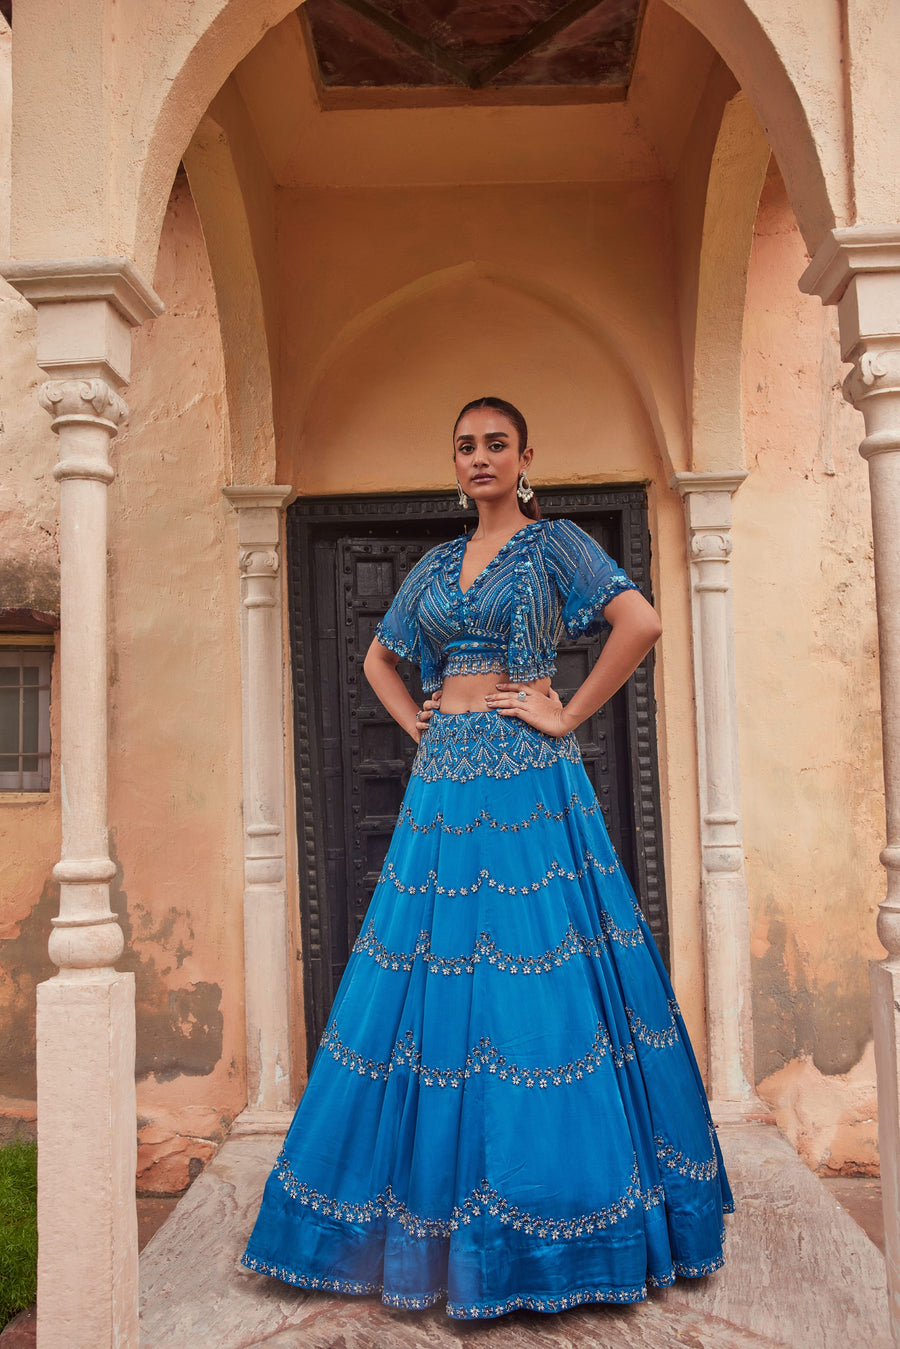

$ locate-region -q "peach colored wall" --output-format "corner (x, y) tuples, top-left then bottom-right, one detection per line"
(109, 172), (247, 1192)
(277, 181), (690, 482)
(0, 173), (249, 1192)
(738, 166), (883, 1173)
(0, 8), (65, 1120)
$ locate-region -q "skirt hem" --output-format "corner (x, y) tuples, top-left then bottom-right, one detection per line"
(239, 1248), (728, 1320)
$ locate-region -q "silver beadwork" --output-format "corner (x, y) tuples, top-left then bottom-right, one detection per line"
(517, 470), (534, 503)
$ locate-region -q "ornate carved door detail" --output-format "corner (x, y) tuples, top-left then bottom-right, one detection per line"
(287, 490), (667, 1063)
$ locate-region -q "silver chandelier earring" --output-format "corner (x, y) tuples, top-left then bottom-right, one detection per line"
(517, 471), (534, 504)
(456, 479), (470, 508)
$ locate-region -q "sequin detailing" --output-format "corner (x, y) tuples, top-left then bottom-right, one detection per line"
(566, 574), (644, 638)
(239, 1254), (727, 1316)
(353, 915), (631, 976)
(654, 1136), (720, 1182)
(413, 710), (582, 782)
(272, 1151), (662, 1240)
(380, 848), (619, 899)
(320, 1019), (634, 1088)
(374, 518), (640, 693)
(625, 1001), (681, 1048)
(397, 792), (603, 835)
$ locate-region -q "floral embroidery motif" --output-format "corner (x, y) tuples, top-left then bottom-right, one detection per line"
(566, 574), (642, 638)
(654, 1136), (720, 1182)
(625, 1001), (680, 1048)
(397, 792), (603, 836)
(600, 902), (649, 946)
(320, 1019), (635, 1088)
(271, 1151), (662, 1241)
(379, 849), (618, 900)
(352, 912), (645, 977)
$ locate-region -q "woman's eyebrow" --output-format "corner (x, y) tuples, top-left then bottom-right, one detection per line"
(455, 429), (510, 443)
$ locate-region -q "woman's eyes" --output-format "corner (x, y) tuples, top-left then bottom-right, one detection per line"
(457, 442), (508, 452)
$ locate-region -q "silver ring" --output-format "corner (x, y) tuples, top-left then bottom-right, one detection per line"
(517, 689), (527, 702)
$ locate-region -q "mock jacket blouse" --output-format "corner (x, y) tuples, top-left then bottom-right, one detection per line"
(374, 516), (640, 693)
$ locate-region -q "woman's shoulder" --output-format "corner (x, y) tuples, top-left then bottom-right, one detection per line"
(535, 516), (592, 552)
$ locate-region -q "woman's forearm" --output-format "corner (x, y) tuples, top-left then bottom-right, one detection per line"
(363, 641), (422, 741)
(561, 593), (662, 733)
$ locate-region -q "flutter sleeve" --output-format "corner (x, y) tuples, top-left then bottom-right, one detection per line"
(544, 517), (641, 639)
(373, 549), (436, 665)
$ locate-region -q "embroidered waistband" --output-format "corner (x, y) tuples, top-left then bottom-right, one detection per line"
(412, 710), (582, 781)
(442, 637), (507, 657)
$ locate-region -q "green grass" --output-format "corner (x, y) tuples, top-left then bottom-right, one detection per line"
(0, 1139), (37, 1329)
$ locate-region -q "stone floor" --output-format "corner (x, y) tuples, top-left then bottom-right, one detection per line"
(138, 1122), (892, 1349)
(822, 1175), (885, 1254)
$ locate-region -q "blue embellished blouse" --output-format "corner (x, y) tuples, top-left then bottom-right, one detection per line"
(374, 517), (640, 694)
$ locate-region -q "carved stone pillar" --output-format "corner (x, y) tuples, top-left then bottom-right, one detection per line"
(801, 225), (900, 1343)
(223, 486), (294, 1123)
(1, 259), (163, 1349)
(672, 472), (757, 1113)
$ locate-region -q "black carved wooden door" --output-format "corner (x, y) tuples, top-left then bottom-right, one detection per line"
(287, 491), (667, 1064)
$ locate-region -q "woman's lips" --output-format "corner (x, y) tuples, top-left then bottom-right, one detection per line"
(471, 475), (494, 483)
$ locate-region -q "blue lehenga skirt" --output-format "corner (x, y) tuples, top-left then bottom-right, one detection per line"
(240, 710), (734, 1319)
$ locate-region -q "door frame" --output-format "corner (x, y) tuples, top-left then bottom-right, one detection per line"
(286, 486), (668, 1062)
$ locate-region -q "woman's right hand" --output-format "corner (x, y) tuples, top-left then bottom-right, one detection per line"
(411, 692), (442, 743)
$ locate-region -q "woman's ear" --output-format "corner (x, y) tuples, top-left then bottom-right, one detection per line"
(521, 445), (535, 470)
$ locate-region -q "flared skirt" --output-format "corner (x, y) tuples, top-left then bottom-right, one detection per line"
(240, 710), (734, 1318)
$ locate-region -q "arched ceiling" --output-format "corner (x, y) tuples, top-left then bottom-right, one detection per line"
(301, 0), (643, 100)
(231, 0), (718, 186)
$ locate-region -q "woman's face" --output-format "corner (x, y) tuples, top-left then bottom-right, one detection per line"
(453, 408), (533, 507)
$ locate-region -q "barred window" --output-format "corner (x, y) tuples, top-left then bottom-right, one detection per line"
(0, 648), (52, 791)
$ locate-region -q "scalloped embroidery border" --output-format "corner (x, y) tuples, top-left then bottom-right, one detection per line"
(379, 848), (619, 900)
(271, 1153), (663, 1240)
(352, 911), (646, 977)
(397, 791), (603, 836)
(319, 1018), (637, 1089)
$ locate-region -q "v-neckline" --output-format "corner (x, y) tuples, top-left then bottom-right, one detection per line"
(455, 520), (542, 597)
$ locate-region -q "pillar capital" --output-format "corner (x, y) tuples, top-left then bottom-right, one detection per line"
(800, 225), (900, 361)
(1, 254), (163, 386)
(223, 485), (294, 549)
(671, 469), (749, 497)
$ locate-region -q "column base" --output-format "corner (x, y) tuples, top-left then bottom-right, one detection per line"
(870, 959), (900, 1343)
(36, 970), (138, 1349)
(709, 1095), (775, 1126)
(230, 1108), (295, 1136)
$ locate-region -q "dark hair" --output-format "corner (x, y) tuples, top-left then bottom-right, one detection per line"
(452, 396), (541, 520)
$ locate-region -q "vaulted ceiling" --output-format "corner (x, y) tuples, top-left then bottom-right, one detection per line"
(227, 1), (720, 188)
(301, 0), (644, 94)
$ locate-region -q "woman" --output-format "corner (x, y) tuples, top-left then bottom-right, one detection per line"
(241, 397), (733, 1318)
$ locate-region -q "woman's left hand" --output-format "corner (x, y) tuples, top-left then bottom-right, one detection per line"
(485, 683), (573, 737)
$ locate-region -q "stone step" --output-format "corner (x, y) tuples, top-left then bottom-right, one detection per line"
(138, 1123), (891, 1349)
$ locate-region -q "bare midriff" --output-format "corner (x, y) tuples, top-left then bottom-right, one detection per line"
(437, 670), (553, 713)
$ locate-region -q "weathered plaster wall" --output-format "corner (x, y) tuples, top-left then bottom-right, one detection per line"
(0, 172), (248, 1193)
(0, 10), (63, 1123)
(738, 164), (884, 1173)
(109, 170), (246, 1193)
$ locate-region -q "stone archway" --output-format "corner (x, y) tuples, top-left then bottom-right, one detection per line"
(3, 2), (878, 1345)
